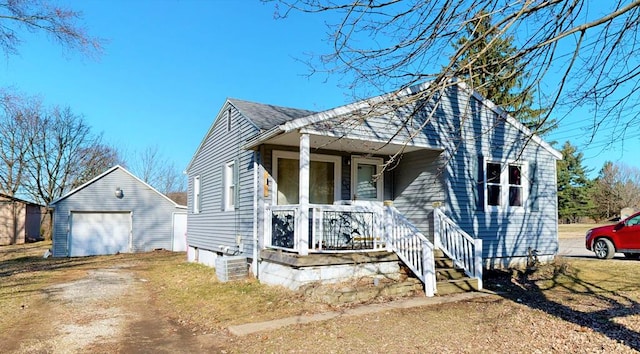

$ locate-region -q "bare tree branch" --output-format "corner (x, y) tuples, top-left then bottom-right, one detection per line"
(0, 0), (102, 57)
(270, 0), (640, 152)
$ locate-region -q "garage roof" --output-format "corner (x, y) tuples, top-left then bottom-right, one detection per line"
(49, 165), (187, 208)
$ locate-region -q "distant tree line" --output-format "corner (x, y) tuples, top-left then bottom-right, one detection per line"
(0, 93), (186, 205)
(557, 141), (640, 223)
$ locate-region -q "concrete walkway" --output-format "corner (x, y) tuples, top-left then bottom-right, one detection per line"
(228, 291), (493, 336)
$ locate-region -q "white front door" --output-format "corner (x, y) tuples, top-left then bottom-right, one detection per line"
(351, 157), (383, 201)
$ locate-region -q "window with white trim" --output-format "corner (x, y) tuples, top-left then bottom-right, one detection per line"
(224, 161), (237, 210)
(193, 175), (201, 214)
(485, 161), (527, 209)
(352, 156), (384, 201)
(272, 151), (342, 205)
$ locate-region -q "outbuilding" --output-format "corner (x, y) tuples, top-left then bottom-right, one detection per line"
(0, 193), (44, 245)
(50, 165), (187, 257)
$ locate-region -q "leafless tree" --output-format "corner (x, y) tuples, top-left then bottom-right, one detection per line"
(71, 143), (123, 190)
(272, 1), (640, 151)
(0, 91), (39, 196)
(591, 161), (640, 221)
(22, 106), (118, 205)
(0, 0), (102, 57)
(129, 145), (186, 196)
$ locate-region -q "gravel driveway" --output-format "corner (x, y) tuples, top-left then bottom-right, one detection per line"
(11, 264), (220, 353)
(557, 237), (594, 258)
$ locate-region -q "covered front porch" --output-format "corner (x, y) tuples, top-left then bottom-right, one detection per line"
(247, 127), (481, 296)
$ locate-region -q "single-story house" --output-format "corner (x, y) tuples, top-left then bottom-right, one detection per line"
(0, 193), (44, 245)
(185, 81), (561, 296)
(50, 165), (187, 257)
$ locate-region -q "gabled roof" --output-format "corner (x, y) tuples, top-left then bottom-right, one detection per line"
(49, 165), (187, 208)
(242, 81), (562, 160)
(228, 98), (316, 130)
(185, 98), (317, 172)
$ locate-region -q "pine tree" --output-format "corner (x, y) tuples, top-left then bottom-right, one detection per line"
(557, 141), (592, 223)
(451, 11), (556, 135)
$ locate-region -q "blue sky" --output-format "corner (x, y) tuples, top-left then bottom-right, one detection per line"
(2, 0), (347, 174)
(1, 0), (635, 178)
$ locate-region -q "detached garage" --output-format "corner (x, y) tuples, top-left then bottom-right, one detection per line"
(50, 165), (187, 257)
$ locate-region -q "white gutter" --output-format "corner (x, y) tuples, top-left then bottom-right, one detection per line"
(242, 126), (286, 150)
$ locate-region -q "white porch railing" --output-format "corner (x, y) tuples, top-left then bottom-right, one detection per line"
(433, 208), (483, 290)
(265, 204), (486, 297)
(265, 204), (386, 252)
(384, 206), (436, 297)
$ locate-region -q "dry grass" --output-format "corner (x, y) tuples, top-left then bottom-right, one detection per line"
(3, 242), (640, 352)
(134, 256), (335, 331)
(236, 258), (640, 353)
(558, 223), (611, 238)
(0, 242), (333, 336)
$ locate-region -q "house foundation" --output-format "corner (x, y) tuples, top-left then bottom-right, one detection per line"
(258, 250), (402, 290)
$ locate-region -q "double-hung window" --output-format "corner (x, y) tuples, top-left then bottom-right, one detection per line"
(224, 161), (237, 210)
(193, 176), (201, 214)
(485, 160), (526, 209)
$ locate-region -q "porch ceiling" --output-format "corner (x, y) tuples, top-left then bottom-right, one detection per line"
(263, 131), (436, 155)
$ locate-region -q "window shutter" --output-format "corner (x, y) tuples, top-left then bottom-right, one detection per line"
(475, 155), (485, 211)
(234, 158), (240, 209)
(529, 162), (539, 212)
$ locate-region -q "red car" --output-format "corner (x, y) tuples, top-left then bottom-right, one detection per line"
(586, 212), (640, 259)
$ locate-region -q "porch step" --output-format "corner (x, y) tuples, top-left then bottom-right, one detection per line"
(436, 267), (468, 281)
(436, 278), (481, 296)
(434, 249), (479, 295)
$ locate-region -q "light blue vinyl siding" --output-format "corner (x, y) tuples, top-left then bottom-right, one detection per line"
(435, 89), (559, 259)
(51, 167), (184, 257)
(191, 84), (559, 264)
(393, 149), (445, 241)
(186, 102), (258, 257)
(303, 85), (559, 260)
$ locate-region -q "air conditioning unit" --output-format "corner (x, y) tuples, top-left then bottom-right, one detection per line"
(215, 256), (248, 282)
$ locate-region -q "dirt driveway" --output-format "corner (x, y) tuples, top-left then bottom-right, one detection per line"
(3, 263), (221, 353)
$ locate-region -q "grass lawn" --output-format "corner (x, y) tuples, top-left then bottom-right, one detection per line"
(2, 241), (640, 352)
(558, 222), (612, 238)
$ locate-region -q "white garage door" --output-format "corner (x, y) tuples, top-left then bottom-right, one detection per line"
(70, 212), (132, 257)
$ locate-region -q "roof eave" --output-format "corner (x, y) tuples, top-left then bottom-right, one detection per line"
(242, 126), (287, 150)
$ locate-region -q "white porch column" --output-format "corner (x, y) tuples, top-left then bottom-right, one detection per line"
(298, 133), (310, 255)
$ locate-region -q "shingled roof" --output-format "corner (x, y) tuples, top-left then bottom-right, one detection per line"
(228, 98), (316, 130)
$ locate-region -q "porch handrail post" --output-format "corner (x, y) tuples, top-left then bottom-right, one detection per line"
(384, 206), (393, 252)
(422, 239), (435, 297)
(474, 238), (483, 289)
(298, 133), (310, 255)
(264, 205), (271, 248)
(433, 208), (441, 249)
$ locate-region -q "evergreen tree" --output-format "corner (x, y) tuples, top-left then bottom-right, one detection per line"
(451, 11), (556, 135)
(557, 141), (592, 223)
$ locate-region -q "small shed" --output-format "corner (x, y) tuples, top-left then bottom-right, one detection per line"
(0, 193), (44, 245)
(50, 165), (187, 257)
